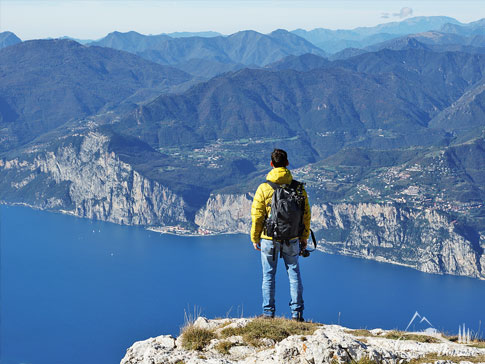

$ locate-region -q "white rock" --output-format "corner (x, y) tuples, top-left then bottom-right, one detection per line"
(120, 317), (485, 364)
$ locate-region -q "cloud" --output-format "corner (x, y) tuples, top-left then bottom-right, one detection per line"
(393, 7), (413, 19)
(381, 12), (390, 19)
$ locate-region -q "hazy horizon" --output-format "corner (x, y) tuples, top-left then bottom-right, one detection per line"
(1, 0), (485, 41)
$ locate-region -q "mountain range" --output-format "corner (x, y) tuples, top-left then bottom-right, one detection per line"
(1, 16), (485, 278)
(0, 39), (193, 152)
(88, 29), (326, 78)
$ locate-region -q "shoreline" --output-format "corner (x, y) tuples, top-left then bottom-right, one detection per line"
(2, 201), (483, 281)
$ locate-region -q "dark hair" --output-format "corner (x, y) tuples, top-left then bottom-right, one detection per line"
(271, 149), (288, 168)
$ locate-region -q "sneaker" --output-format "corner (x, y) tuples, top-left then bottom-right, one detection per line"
(292, 313), (304, 322)
(258, 314), (274, 319)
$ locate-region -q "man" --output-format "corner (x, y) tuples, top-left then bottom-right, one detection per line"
(250, 149), (311, 321)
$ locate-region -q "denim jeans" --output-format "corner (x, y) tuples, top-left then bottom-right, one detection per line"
(260, 238), (304, 317)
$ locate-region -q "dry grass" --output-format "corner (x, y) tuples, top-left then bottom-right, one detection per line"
(354, 358), (379, 364)
(408, 353), (485, 364)
(220, 317), (320, 347)
(346, 329), (375, 337)
(180, 325), (215, 351)
(215, 340), (235, 355)
(384, 331), (441, 343)
(470, 340), (485, 348)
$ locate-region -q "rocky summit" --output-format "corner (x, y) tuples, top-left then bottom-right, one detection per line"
(120, 317), (485, 364)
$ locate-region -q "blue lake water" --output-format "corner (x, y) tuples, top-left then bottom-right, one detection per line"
(1, 204), (484, 364)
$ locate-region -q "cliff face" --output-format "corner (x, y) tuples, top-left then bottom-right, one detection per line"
(195, 194), (485, 279)
(0, 132), (187, 226)
(2, 140), (484, 278)
(194, 193), (253, 233)
(312, 203), (484, 279)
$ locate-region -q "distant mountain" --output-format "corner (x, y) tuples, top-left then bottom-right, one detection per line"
(0, 39), (193, 151)
(429, 80), (485, 132)
(0, 31), (21, 49)
(292, 16), (461, 53)
(89, 29), (325, 77)
(57, 36), (94, 44)
(356, 16), (461, 36)
(89, 31), (172, 53)
(163, 31), (223, 38)
(366, 31), (485, 53)
(265, 53), (330, 71)
(441, 18), (485, 36)
(171, 58), (249, 79)
(329, 48), (367, 61)
(365, 37), (431, 52)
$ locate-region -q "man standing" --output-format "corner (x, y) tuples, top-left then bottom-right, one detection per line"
(250, 149), (311, 321)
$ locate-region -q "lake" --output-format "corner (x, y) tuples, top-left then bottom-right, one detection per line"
(1, 205), (484, 364)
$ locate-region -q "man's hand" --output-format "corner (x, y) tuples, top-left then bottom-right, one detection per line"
(253, 241), (261, 251)
(300, 238), (308, 250)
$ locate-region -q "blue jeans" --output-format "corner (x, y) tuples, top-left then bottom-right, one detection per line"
(260, 238), (304, 317)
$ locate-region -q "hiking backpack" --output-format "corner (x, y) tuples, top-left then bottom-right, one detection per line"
(264, 180), (306, 241)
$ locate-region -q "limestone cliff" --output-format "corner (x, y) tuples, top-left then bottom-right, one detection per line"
(2, 136), (484, 279)
(195, 194), (485, 279)
(0, 132), (187, 226)
(194, 193), (253, 234)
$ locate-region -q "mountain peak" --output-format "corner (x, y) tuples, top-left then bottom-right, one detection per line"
(0, 31), (22, 49)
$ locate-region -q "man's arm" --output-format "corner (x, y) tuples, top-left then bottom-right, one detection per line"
(250, 184), (266, 249)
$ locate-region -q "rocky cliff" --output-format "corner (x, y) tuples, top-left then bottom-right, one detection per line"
(195, 194), (485, 279)
(0, 132), (187, 226)
(194, 193), (253, 234)
(120, 317), (485, 364)
(2, 136), (484, 279)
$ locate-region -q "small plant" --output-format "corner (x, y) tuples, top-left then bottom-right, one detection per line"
(180, 325), (215, 351)
(220, 317), (320, 347)
(215, 340), (235, 355)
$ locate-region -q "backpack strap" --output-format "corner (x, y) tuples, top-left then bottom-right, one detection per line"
(289, 179), (300, 189)
(266, 180), (300, 189)
(305, 229), (318, 252)
(266, 180), (280, 190)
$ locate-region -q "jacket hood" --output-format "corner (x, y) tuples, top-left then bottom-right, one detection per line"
(266, 167), (293, 185)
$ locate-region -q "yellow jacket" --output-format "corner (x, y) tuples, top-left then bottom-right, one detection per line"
(250, 167), (311, 243)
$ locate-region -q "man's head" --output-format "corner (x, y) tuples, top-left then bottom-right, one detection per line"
(271, 149), (289, 168)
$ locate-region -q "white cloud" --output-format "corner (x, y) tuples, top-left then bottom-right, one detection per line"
(393, 7), (413, 19)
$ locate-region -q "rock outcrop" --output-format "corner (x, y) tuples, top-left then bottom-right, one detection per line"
(0, 132), (187, 226)
(120, 317), (485, 364)
(195, 194), (485, 279)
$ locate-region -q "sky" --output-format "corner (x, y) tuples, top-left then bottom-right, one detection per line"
(1, 0), (485, 41)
